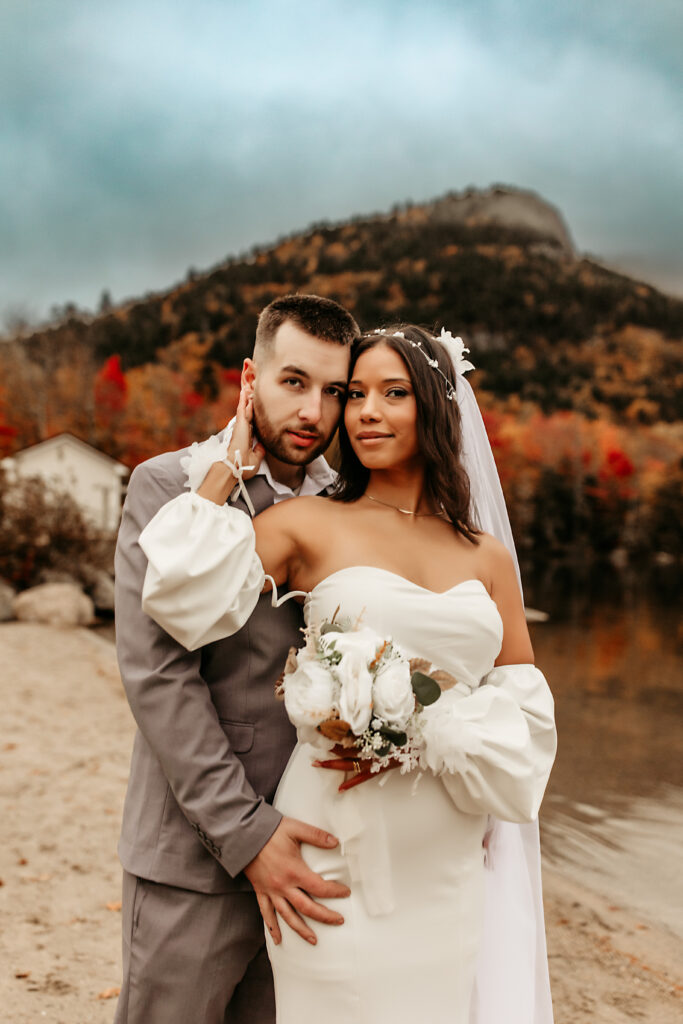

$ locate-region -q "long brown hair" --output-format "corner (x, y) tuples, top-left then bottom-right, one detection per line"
(332, 325), (480, 543)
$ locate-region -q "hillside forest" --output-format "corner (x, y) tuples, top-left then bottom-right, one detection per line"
(1, 191), (681, 571)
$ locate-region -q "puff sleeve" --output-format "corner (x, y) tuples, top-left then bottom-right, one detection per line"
(140, 492), (265, 651)
(419, 664), (556, 822)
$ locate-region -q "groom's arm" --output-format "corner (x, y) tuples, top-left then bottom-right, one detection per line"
(116, 459), (349, 942)
(115, 459), (282, 876)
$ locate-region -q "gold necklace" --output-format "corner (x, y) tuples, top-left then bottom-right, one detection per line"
(364, 493), (445, 517)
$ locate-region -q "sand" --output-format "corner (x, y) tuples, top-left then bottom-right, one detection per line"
(1, 622), (681, 1023)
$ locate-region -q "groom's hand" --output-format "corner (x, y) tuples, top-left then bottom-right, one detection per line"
(244, 816), (350, 946)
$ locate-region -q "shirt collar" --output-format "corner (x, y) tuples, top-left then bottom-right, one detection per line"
(222, 418), (336, 501)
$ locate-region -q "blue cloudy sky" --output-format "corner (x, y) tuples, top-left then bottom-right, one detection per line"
(2, 0), (682, 325)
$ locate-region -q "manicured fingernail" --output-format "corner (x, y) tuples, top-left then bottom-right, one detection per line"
(325, 834), (337, 846)
(308, 936), (317, 945)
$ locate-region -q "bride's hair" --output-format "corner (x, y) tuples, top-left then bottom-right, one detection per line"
(332, 325), (480, 543)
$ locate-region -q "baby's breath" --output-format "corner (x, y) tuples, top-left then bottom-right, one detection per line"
(284, 614), (444, 777)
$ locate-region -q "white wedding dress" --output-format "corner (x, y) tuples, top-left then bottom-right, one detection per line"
(139, 494), (556, 1024)
(267, 567), (504, 1024)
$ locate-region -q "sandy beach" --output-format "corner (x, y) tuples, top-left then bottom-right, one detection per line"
(1, 622), (681, 1023)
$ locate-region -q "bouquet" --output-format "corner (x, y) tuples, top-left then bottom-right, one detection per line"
(278, 611), (456, 777)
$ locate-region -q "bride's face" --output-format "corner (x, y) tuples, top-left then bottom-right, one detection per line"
(345, 344), (420, 470)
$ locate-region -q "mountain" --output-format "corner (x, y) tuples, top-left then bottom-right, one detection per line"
(3, 186), (681, 563)
(14, 185), (683, 424)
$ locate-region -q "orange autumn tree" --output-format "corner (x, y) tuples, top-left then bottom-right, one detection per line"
(116, 363), (211, 465)
(208, 368), (242, 432)
(85, 350), (241, 465)
(480, 405), (679, 559)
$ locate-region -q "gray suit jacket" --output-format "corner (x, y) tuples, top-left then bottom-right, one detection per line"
(115, 447), (304, 894)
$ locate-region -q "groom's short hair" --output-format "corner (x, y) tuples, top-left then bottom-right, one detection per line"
(254, 294), (360, 363)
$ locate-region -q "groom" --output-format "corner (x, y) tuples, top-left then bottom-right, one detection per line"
(114, 294), (360, 1024)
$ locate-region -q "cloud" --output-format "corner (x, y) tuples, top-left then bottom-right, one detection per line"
(1, 0), (682, 321)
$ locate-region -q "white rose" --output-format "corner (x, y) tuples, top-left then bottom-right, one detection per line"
(373, 658), (414, 729)
(284, 660), (336, 730)
(320, 627), (380, 663)
(336, 650), (375, 735)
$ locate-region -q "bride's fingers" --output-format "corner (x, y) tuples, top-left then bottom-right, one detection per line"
(230, 388), (266, 469)
(338, 770), (374, 791)
(257, 893), (281, 945)
(312, 757), (372, 772)
(236, 385), (250, 419)
(338, 761), (398, 792)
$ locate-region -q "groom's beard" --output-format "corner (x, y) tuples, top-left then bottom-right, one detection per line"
(252, 393), (331, 466)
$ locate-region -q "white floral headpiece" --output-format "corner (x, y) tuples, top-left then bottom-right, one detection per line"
(371, 326), (474, 401)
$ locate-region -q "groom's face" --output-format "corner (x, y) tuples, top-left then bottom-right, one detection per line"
(247, 320), (350, 466)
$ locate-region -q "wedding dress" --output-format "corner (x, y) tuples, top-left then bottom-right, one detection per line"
(269, 566), (518, 1024)
(140, 496), (556, 1024)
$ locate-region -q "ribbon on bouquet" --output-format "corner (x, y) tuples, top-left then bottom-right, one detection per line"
(326, 777), (395, 917)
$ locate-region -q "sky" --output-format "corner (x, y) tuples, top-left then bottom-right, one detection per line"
(2, 0), (682, 326)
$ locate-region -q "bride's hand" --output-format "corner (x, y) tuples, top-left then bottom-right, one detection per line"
(197, 386), (265, 504)
(227, 384), (265, 476)
(312, 744), (400, 792)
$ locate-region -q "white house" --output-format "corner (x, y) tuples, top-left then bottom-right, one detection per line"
(2, 434), (129, 532)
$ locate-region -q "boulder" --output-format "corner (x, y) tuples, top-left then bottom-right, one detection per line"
(37, 568), (80, 586)
(426, 185), (576, 258)
(13, 583), (95, 627)
(0, 579), (16, 622)
(85, 568), (115, 612)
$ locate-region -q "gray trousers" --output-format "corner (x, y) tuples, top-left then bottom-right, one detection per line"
(114, 871), (275, 1024)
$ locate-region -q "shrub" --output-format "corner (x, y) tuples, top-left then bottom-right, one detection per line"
(0, 469), (114, 591)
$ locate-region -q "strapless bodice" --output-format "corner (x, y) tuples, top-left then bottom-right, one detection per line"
(305, 565), (503, 690)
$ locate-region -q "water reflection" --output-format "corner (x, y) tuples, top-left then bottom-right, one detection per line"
(527, 563), (683, 936)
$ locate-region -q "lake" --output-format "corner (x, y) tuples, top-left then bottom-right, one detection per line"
(526, 563), (683, 939)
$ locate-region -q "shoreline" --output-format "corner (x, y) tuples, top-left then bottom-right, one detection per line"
(1, 622), (681, 1022)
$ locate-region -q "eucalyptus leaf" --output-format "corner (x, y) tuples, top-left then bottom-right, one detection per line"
(411, 671), (441, 706)
(320, 622), (340, 636)
(378, 725), (408, 747)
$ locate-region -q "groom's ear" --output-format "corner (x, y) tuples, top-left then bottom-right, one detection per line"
(241, 358), (256, 392)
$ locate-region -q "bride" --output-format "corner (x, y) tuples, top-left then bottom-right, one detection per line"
(139, 325), (557, 1024)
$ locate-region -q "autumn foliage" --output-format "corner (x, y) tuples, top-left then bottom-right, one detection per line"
(482, 406), (681, 561)
(0, 333), (241, 468)
(1, 196), (680, 563)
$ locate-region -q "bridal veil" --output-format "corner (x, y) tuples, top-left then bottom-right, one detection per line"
(457, 373), (554, 1024)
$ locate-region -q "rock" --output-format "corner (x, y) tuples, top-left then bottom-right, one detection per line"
(85, 569), (115, 612)
(426, 185), (576, 258)
(524, 606), (549, 623)
(0, 579), (16, 621)
(609, 548), (629, 570)
(13, 583), (95, 627)
(37, 568), (80, 586)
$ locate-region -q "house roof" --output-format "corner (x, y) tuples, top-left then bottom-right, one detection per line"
(11, 433), (129, 473)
